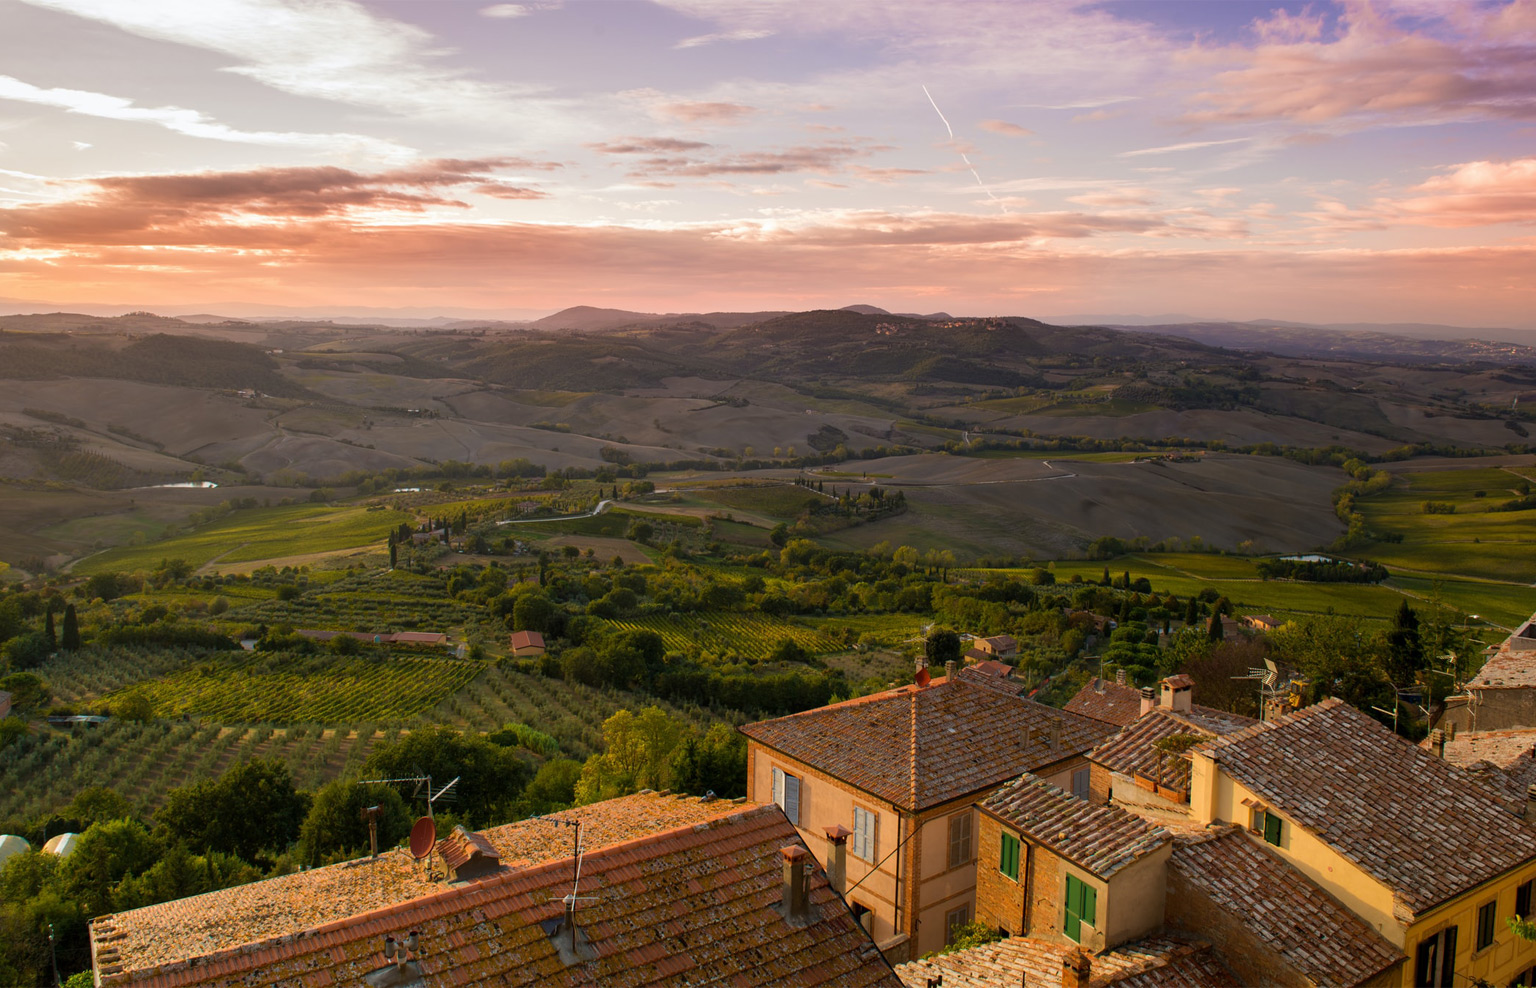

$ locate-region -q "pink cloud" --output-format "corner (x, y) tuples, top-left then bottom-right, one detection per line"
(978, 119), (1033, 137)
(655, 101), (757, 123)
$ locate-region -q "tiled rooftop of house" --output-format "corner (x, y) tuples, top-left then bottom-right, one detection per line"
(741, 673), (1115, 811)
(1169, 826), (1404, 986)
(980, 774), (1170, 880)
(1425, 728), (1536, 814)
(1468, 613), (1536, 688)
(92, 792), (741, 979)
(1088, 707), (1250, 792)
(894, 935), (1233, 988)
(1196, 698), (1536, 916)
(94, 800), (898, 988)
(1064, 678), (1256, 732)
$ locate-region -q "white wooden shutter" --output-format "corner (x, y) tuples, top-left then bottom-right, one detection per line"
(772, 767), (785, 809)
(783, 773), (800, 824)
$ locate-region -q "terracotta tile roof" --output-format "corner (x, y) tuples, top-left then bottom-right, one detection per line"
(92, 792), (738, 978)
(894, 935), (1232, 988)
(980, 774), (1170, 879)
(509, 630), (545, 649)
(741, 674), (1116, 811)
(979, 635), (1017, 652)
(1425, 729), (1536, 813)
(1089, 709), (1247, 791)
(94, 800), (898, 988)
(1471, 616), (1536, 689)
(1064, 679), (1255, 731)
(971, 660), (1014, 678)
(1064, 679), (1144, 725)
(1197, 698), (1536, 915)
(963, 648), (990, 663)
(1169, 826), (1404, 986)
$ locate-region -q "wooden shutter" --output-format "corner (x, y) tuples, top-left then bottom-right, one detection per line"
(1264, 811), (1282, 846)
(948, 811), (972, 867)
(772, 767), (784, 809)
(999, 833), (1019, 880)
(1064, 874), (1082, 942)
(783, 773), (800, 825)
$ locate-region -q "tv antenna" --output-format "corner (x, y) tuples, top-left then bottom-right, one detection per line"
(357, 775), (460, 820)
(536, 816), (599, 961)
(1234, 658), (1285, 719)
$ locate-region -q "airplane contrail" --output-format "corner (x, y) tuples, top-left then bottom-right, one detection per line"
(921, 84), (1006, 212)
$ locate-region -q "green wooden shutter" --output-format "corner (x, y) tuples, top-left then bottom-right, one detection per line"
(999, 833), (1019, 880)
(1064, 875), (1082, 942)
(1082, 883), (1096, 927)
(1264, 811), (1282, 846)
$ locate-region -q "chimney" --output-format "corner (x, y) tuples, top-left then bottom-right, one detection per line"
(945, 659), (957, 681)
(1160, 677), (1193, 714)
(1430, 729), (1446, 759)
(1525, 786), (1536, 826)
(1139, 687), (1155, 717)
(1049, 715), (1062, 751)
(1115, 668), (1127, 687)
(1062, 948), (1092, 988)
(1445, 721), (1456, 740)
(780, 846), (811, 922)
(823, 825), (851, 894)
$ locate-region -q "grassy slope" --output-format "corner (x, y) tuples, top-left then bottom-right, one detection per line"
(1353, 466), (1536, 584)
(73, 504), (412, 575)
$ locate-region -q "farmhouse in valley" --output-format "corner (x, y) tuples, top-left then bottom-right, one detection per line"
(1439, 611), (1536, 733)
(87, 792), (899, 987)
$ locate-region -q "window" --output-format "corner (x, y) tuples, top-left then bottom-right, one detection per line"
(1518, 879), (1533, 919)
(1514, 965), (1536, 987)
(1476, 899), (1497, 951)
(947, 811), (973, 868)
(999, 832), (1021, 881)
(850, 901), (873, 934)
(1263, 811), (1282, 847)
(851, 805), (876, 862)
(771, 767), (800, 825)
(1072, 767), (1091, 801)
(944, 904), (972, 944)
(1249, 806), (1266, 833)
(1413, 925), (1457, 988)
(1064, 874), (1097, 944)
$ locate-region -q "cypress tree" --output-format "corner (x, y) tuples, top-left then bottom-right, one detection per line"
(44, 609), (56, 647)
(1207, 614), (1224, 641)
(1184, 596), (1199, 627)
(61, 603), (81, 650)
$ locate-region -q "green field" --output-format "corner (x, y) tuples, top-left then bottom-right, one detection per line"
(601, 611), (843, 658)
(1011, 551), (1536, 628)
(1353, 465), (1536, 584)
(685, 483), (824, 519)
(73, 504), (413, 575)
(107, 652), (485, 722)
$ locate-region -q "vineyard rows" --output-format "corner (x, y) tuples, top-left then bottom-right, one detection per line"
(38, 647), (206, 708)
(0, 720), (399, 824)
(600, 612), (842, 659)
(428, 666), (723, 759)
(224, 570), (475, 632)
(107, 653), (485, 723)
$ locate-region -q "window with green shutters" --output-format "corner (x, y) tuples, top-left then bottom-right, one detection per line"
(999, 832), (1020, 881)
(1263, 811), (1282, 846)
(1064, 874), (1097, 943)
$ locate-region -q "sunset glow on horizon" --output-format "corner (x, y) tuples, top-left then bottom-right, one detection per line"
(1, 0), (1534, 325)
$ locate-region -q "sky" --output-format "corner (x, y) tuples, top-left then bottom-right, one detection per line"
(0, 0), (1533, 325)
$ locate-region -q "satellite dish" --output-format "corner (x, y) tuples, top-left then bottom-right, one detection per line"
(409, 816), (436, 860)
(916, 667), (931, 688)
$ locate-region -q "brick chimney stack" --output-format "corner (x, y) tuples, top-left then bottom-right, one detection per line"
(822, 825), (850, 894)
(1062, 947), (1092, 988)
(1138, 686), (1155, 717)
(1430, 729), (1446, 759)
(780, 846), (811, 922)
(1115, 668), (1127, 687)
(945, 659), (956, 681)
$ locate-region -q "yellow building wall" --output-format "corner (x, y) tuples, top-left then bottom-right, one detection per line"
(1403, 862), (1536, 988)
(746, 743), (904, 945)
(1189, 753), (1402, 943)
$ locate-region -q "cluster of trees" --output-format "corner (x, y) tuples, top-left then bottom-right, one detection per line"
(573, 707), (745, 805)
(1253, 557), (1389, 583)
